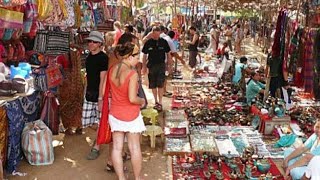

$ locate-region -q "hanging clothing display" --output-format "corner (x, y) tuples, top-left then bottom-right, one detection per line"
(303, 29), (317, 94)
(58, 50), (85, 130)
(0, 107), (8, 168)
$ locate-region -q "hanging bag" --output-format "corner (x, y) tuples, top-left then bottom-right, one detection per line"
(40, 91), (60, 135)
(21, 119), (54, 165)
(45, 27), (70, 55)
(45, 57), (63, 89)
(0, 7), (24, 29)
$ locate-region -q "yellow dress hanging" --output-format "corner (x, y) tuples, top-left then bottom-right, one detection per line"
(36, 0), (53, 21)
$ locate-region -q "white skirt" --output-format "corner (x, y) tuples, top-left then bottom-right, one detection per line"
(109, 113), (146, 133)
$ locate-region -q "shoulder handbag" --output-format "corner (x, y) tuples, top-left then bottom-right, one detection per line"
(45, 64), (63, 89)
(97, 68), (112, 145)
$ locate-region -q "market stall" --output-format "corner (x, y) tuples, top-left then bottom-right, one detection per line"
(0, 0), (117, 175)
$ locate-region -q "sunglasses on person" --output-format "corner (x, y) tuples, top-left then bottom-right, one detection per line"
(131, 53), (139, 57)
(88, 40), (100, 44)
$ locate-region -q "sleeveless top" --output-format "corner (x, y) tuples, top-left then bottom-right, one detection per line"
(109, 68), (140, 121)
(188, 33), (199, 51)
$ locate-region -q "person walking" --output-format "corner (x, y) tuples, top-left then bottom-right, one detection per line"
(142, 26), (171, 111)
(206, 24), (219, 56)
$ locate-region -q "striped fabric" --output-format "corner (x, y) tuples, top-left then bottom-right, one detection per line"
(0, 8), (24, 28)
(46, 31), (70, 55)
(21, 120), (54, 165)
(304, 29), (317, 93)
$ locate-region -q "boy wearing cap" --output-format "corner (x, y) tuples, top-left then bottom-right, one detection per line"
(82, 31), (109, 160)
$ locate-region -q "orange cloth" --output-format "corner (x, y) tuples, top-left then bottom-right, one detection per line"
(109, 68), (140, 121)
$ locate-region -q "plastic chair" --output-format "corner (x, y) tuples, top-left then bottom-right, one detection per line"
(141, 108), (164, 148)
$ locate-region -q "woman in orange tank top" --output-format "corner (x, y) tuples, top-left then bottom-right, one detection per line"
(102, 42), (146, 180)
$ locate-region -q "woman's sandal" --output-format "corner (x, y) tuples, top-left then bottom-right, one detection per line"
(122, 152), (131, 162)
(104, 163), (128, 173)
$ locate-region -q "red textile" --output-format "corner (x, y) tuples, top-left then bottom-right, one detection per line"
(250, 105), (272, 134)
(172, 157), (284, 180)
(97, 69), (112, 145)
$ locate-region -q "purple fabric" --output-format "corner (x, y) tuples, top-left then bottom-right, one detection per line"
(304, 29), (317, 93)
(272, 10), (284, 57)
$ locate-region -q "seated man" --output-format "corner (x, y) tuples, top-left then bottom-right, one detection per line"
(216, 41), (229, 60)
(284, 120), (320, 180)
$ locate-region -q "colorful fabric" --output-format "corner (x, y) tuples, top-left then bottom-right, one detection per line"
(41, 92), (60, 135)
(5, 91), (41, 173)
(304, 29), (317, 93)
(0, 7), (24, 28)
(58, 50), (84, 129)
(0, 107), (8, 167)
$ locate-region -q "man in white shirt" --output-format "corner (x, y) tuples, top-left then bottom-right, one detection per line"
(159, 25), (186, 97)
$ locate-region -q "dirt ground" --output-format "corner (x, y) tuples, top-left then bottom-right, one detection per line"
(6, 38), (283, 180)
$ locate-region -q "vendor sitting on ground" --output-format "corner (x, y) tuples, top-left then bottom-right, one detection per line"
(216, 41), (229, 60)
(284, 120), (320, 180)
(246, 70), (265, 105)
(232, 56), (250, 84)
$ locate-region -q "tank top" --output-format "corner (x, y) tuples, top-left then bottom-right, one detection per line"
(188, 33), (199, 51)
(109, 68), (140, 121)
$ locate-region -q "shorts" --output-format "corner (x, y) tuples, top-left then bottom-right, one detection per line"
(189, 51), (198, 68)
(148, 63), (166, 89)
(109, 113), (146, 133)
(81, 99), (101, 128)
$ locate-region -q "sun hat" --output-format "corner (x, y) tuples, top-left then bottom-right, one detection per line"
(85, 31), (104, 43)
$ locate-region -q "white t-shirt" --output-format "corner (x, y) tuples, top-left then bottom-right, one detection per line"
(160, 33), (176, 53)
(305, 156), (320, 180)
(210, 28), (217, 42)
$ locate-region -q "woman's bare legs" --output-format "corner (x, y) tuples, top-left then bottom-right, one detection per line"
(112, 132), (126, 180)
(127, 132), (143, 180)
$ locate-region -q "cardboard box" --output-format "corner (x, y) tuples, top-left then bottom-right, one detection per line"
(264, 116), (291, 135)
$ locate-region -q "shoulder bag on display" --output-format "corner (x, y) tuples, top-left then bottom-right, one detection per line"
(45, 62), (63, 89)
(0, 7), (24, 29)
(46, 28), (70, 55)
(40, 91), (60, 135)
(21, 119), (54, 165)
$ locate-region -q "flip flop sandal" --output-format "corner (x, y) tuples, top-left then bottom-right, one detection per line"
(156, 103), (163, 112)
(122, 152), (131, 162)
(104, 163), (128, 173)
